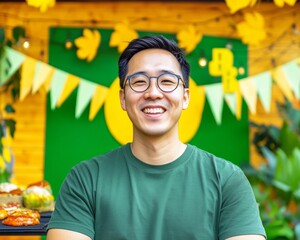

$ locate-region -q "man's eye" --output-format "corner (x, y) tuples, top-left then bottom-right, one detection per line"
(160, 79), (176, 85)
(132, 80), (147, 85)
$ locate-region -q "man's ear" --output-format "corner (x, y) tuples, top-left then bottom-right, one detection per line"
(119, 89), (126, 111)
(182, 88), (190, 110)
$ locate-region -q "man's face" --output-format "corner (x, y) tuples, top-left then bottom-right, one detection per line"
(120, 49), (190, 138)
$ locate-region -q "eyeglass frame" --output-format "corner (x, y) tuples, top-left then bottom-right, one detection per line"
(122, 72), (186, 93)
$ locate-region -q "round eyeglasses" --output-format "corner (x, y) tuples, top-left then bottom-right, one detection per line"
(124, 72), (186, 93)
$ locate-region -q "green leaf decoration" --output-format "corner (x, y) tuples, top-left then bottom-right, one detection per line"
(277, 98), (300, 134)
(280, 121), (300, 156)
(295, 223), (300, 240)
(4, 119), (16, 138)
(0, 124), (4, 139)
(0, 28), (4, 43)
(0, 169), (11, 183)
(12, 26), (25, 43)
(4, 104), (15, 113)
(252, 184), (270, 205)
(261, 146), (277, 171)
(273, 148), (300, 203)
(265, 219), (294, 239)
(246, 97), (300, 240)
(294, 189), (300, 200)
(250, 121), (281, 156)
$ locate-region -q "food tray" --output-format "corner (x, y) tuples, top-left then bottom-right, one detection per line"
(0, 211), (52, 235)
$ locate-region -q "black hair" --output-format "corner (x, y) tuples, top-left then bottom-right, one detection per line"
(118, 35), (190, 88)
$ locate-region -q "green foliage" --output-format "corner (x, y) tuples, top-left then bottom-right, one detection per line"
(0, 42), (19, 183)
(12, 26), (25, 43)
(275, 148), (300, 198)
(245, 98), (300, 240)
(0, 28), (4, 43)
(0, 169), (11, 183)
(280, 122), (300, 156)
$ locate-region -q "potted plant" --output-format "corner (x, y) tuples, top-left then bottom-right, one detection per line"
(243, 98), (300, 239)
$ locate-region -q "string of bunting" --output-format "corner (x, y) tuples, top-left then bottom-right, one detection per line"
(1, 46), (300, 125)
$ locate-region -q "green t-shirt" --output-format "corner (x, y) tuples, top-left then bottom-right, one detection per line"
(48, 144), (266, 240)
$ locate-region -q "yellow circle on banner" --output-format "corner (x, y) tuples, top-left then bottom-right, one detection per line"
(179, 78), (203, 143)
(105, 78), (133, 144)
(104, 77), (202, 144)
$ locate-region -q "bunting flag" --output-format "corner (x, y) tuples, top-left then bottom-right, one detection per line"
(205, 83), (224, 125)
(235, 88), (243, 120)
(224, 93), (237, 116)
(0, 46), (300, 124)
(0, 47), (25, 86)
(281, 61), (300, 100)
(49, 69), (68, 110)
(239, 77), (258, 114)
(43, 71), (54, 93)
(20, 57), (37, 101)
(252, 71), (272, 113)
(32, 61), (54, 93)
(89, 85), (109, 121)
(75, 79), (97, 119)
(272, 66), (294, 102)
(56, 74), (80, 107)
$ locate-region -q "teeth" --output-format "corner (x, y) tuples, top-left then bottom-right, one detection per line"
(143, 108), (164, 114)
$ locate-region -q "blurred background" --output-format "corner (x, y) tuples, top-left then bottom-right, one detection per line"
(0, 0), (300, 239)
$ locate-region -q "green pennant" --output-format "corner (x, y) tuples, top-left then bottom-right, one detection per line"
(0, 28), (4, 44)
(0, 47), (25, 86)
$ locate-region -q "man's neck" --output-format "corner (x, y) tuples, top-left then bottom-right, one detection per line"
(130, 135), (187, 165)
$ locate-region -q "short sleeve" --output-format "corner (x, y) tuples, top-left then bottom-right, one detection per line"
(219, 168), (266, 239)
(47, 163), (95, 239)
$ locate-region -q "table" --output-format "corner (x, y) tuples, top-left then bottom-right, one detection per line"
(0, 211), (51, 236)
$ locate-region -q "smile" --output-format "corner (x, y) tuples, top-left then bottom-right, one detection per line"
(142, 107), (165, 114)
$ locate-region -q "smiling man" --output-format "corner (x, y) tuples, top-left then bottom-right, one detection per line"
(47, 35), (266, 240)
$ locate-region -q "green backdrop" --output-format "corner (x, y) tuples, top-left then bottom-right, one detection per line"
(45, 28), (249, 197)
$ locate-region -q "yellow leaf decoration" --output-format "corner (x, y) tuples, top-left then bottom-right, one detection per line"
(249, 0), (258, 6)
(1, 137), (12, 147)
(75, 29), (101, 62)
(236, 12), (267, 46)
(274, 0), (297, 7)
(176, 25), (202, 54)
(109, 20), (138, 53)
(26, 0), (55, 12)
(3, 147), (11, 163)
(0, 156), (5, 171)
(225, 0), (258, 14)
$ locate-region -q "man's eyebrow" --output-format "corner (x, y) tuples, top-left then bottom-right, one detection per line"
(130, 71), (147, 75)
(160, 70), (177, 75)
(129, 70), (178, 76)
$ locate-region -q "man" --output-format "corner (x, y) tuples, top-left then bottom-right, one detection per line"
(47, 35), (266, 240)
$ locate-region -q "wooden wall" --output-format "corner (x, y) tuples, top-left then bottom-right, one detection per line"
(0, 2), (299, 239)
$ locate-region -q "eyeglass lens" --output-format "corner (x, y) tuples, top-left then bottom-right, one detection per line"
(129, 73), (180, 92)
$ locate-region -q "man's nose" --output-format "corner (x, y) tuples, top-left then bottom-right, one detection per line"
(144, 78), (163, 98)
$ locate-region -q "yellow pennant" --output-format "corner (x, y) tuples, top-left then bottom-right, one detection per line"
(56, 75), (80, 107)
(89, 85), (108, 121)
(20, 57), (37, 101)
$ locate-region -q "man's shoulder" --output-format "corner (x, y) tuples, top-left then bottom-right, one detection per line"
(73, 144), (128, 171)
(188, 144), (241, 173)
(94, 144), (127, 161)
